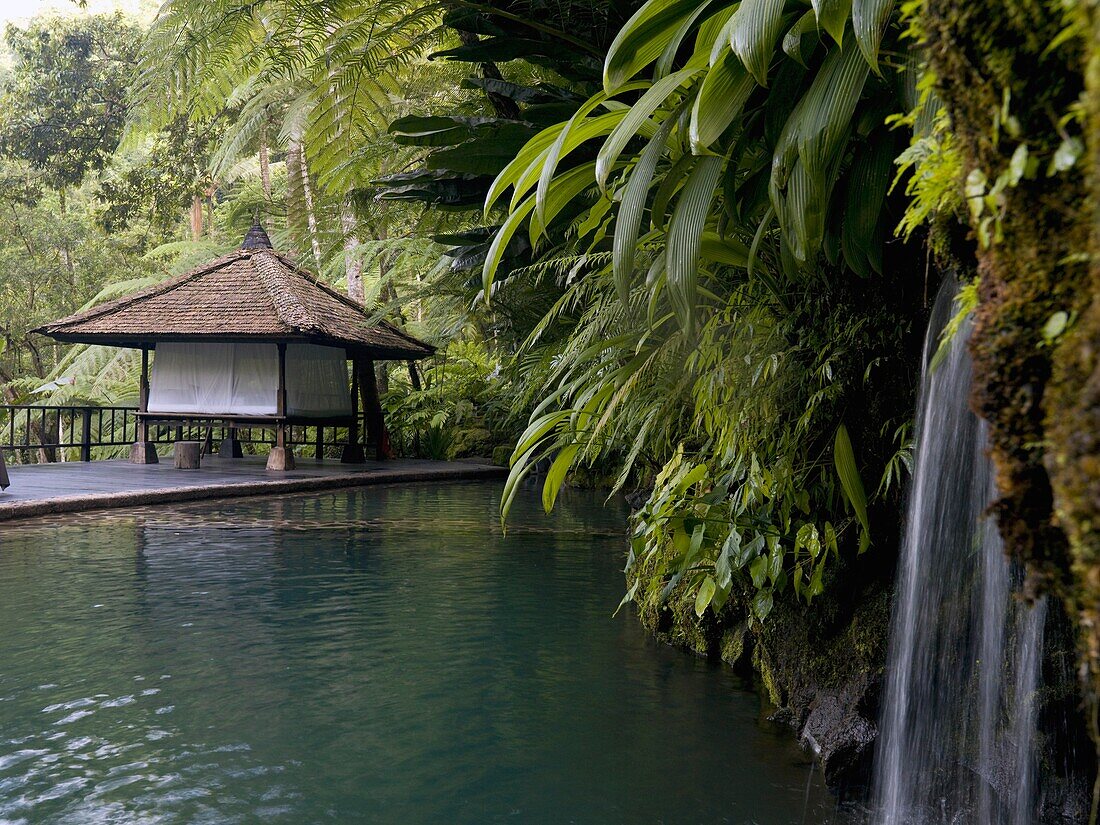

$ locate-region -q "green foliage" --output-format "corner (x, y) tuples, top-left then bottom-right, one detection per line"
(0, 14), (142, 190)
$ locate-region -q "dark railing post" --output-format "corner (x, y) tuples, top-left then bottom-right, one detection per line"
(80, 407), (92, 462)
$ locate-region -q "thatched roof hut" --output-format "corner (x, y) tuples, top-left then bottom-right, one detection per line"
(35, 225), (431, 469)
(36, 224), (433, 360)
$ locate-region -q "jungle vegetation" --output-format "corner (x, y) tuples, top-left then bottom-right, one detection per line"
(0, 0), (1098, 801)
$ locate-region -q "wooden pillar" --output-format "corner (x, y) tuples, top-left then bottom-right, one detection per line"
(361, 358), (389, 461)
(341, 352), (365, 463)
(267, 342), (295, 470)
(129, 345), (158, 464)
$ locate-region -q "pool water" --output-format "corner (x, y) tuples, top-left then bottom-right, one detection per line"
(0, 482), (838, 823)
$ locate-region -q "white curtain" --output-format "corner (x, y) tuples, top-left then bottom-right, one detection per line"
(285, 344), (352, 417)
(148, 342), (351, 418)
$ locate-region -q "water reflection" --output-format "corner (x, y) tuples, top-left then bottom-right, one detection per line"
(0, 483), (838, 823)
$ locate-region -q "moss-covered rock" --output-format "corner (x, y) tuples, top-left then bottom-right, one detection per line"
(922, 0), (1100, 773)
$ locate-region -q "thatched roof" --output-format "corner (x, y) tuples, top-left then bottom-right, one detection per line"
(35, 225), (435, 361)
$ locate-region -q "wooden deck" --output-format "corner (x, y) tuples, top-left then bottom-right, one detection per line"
(0, 455), (506, 522)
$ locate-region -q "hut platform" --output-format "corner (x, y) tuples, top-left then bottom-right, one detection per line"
(0, 457), (506, 523)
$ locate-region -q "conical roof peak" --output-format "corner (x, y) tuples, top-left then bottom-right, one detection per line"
(240, 222), (273, 250)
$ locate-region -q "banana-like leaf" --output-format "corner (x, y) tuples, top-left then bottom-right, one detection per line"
(853, 0), (894, 71)
(666, 155), (725, 334)
(542, 444), (581, 513)
(833, 424), (871, 545)
(841, 132), (895, 276)
(769, 41), (869, 261)
(654, 1), (715, 80)
(811, 0), (852, 46)
(699, 231), (750, 266)
(782, 10), (821, 66)
(485, 162), (602, 294)
(530, 162), (613, 244)
(689, 51), (756, 152)
(388, 115), (499, 146)
(729, 0), (786, 86)
(613, 116), (679, 308)
(598, 67), (701, 193)
(604, 0), (709, 92)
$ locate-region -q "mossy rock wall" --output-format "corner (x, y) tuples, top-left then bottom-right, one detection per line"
(922, 0), (1100, 770)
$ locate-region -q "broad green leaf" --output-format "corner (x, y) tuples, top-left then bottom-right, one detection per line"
(833, 424), (871, 543)
(543, 443), (580, 513)
(482, 194), (537, 297)
(605, 0), (710, 92)
(388, 115), (496, 146)
(751, 589), (774, 620)
(654, 1), (715, 79)
(531, 109), (632, 219)
(699, 232), (750, 267)
(808, 558), (826, 596)
(749, 554), (768, 588)
(511, 410), (572, 462)
(770, 41), (869, 261)
(689, 51), (756, 151)
(597, 67), (702, 193)
(853, 0), (894, 71)
(782, 10), (821, 66)
(666, 155), (725, 334)
(530, 162), (613, 245)
(729, 0), (787, 86)
(841, 132), (895, 276)
(811, 0), (852, 45)
(695, 575), (717, 616)
(613, 115), (678, 307)
(613, 580), (640, 616)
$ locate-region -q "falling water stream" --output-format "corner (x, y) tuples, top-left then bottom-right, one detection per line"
(872, 283), (1047, 824)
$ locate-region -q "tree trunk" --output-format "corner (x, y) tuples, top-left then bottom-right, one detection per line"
(342, 199), (364, 303)
(286, 130), (309, 256)
(259, 119), (272, 206)
(358, 359), (389, 460)
(190, 195), (204, 241)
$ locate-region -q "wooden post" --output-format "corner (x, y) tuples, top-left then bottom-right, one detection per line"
(219, 423), (243, 458)
(361, 358), (389, 461)
(80, 408), (92, 462)
(267, 342), (295, 470)
(341, 352), (366, 463)
(130, 345), (158, 464)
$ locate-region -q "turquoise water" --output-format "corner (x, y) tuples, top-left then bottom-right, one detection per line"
(0, 482), (837, 823)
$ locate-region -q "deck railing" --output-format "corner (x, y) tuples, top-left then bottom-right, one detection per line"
(0, 404), (368, 464)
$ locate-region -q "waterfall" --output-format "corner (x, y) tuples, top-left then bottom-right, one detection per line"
(872, 283), (1047, 824)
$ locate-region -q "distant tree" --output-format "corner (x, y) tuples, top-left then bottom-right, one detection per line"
(0, 14), (142, 198)
(97, 115), (224, 242)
